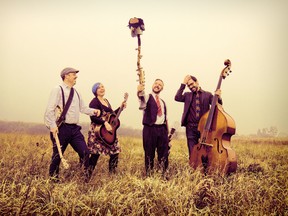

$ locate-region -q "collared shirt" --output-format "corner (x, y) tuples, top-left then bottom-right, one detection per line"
(141, 92), (166, 125)
(187, 90), (202, 126)
(44, 82), (95, 129)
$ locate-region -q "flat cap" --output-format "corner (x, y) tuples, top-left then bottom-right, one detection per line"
(60, 67), (79, 79)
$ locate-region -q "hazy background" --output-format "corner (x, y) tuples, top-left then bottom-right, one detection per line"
(0, 0), (287, 135)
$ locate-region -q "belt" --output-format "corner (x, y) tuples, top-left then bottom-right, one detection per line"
(63, 123), (77, 126)
(144, 124), (166, 128)
(152, 124), (166, 128)
(187, 123), (198, 128)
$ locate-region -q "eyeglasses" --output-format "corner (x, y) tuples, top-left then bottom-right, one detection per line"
(187, 83), (194, 87)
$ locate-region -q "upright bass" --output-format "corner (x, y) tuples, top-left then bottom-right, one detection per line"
(190, 59), (237, 175)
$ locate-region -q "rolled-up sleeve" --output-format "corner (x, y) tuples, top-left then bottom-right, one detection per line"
(44, 87), (60, 129)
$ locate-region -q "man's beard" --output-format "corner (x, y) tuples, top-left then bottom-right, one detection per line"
(153, 88), (161, 94)
(190, 87), (197, 92)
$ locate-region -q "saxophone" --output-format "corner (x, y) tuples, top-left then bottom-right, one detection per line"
(128, 17), (146, 110)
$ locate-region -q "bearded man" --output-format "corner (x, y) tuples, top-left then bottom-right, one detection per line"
(137, 79), (169, 177)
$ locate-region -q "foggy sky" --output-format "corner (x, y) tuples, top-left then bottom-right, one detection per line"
(0, 0), (287, 135)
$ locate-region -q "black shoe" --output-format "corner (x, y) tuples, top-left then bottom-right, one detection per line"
(109, 168), (116, 174)
(84, 169), (93, 183)
(49, 176), (60, 183)
(162, 170), (170, 181)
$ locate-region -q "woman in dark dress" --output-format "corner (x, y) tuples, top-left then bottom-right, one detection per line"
(86, 82), (126, 180)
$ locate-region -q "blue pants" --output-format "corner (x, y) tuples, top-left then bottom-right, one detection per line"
(49, 124), (89, 178)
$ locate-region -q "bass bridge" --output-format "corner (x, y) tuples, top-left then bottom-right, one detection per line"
(200, 142), (213, 147)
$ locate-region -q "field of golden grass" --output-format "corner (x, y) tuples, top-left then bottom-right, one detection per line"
(0, 133), (287, 215)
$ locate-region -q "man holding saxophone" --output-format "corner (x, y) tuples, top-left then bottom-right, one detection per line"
(137, 80), (169, 177)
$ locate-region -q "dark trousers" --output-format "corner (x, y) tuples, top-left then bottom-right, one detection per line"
(49, 124), (89, 178)
(143, 124), (169, 175)
(185, 126), (200, 159)
(88, 153), (119, 176)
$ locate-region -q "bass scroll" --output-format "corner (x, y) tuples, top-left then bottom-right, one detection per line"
(128, 17), (146, 110)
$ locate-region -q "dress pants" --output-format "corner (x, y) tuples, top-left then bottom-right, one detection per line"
(143, 124), (169, 175)
(185, 125), (200, 159)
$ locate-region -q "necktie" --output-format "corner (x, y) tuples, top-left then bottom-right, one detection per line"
(195, 92), (200, 119)
(156, 95), (162, 116)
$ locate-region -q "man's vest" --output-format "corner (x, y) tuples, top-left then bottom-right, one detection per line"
(143, 94), (167, 126)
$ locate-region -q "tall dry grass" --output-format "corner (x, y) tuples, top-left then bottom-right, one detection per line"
(0, 133), (287, 215)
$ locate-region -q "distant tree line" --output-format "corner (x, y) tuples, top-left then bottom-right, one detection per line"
(0, 121), (189, 139)
(1, 121), (285, 138)
(0, 121), (47, 134)
(0, 121), (142, 137)
(257, 126), (278, 137)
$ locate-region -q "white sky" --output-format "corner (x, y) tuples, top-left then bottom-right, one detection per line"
(0, 0), (287, 135)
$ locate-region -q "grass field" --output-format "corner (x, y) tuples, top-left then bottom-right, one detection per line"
(0, 133), (287, 215)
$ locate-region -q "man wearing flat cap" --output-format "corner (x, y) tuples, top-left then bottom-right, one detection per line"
(44, 67), (100, 182)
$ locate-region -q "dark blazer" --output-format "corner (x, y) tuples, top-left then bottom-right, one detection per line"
(174, 84), (222, 127)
